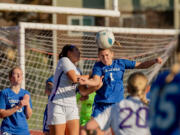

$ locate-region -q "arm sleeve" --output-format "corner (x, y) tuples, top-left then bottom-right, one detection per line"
(94, 106), (112, 131)
(92, 63), (103, 77)
(0, 91), (6, 109)
(121, 59), (136, 69)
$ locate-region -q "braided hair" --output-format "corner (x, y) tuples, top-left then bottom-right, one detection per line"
(127, 72), (149, 105)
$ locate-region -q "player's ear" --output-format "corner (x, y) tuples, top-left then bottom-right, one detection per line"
(145, 85), (150, 94)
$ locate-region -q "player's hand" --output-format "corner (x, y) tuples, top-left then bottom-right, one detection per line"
(78, 77), (88, 85)
(20, 94), (30, 107)
(156, 57), (163, 64)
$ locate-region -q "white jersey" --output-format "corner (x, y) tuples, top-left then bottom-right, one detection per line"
(49, 57), (81, 107)
(95, 96), (150, 135)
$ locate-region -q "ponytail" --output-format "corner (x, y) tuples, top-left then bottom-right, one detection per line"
(59, 44), (76, 59)
(127, 72), (149, 105)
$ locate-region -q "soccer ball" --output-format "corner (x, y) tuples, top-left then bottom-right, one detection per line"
(96, 30), (115, 49)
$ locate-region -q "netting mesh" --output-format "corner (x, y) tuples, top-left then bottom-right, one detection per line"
(0, 25), (177, 130)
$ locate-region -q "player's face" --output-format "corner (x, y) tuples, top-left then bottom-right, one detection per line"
(98, 49), (113, 65)
(10, 68), (23, 86)
(69, 47), (80, 63)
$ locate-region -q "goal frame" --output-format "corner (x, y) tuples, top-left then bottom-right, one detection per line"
(19, 22), (178, 88)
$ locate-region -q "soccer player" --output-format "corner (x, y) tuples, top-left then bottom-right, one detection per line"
(47, 44), (82, 135)
(78, 47), (162, 134)
(43, 75), (53, 135)
(0, 66), (32, 135)
(83, 72), (151, 135)
(149, 34), (180, 135)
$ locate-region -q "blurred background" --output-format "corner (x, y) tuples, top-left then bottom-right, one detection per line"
(0, 0), (178, 28)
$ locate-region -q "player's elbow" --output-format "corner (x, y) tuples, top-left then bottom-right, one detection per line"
(26, 110), (32, 120)
(26, 113), (32, 120)
(0, 109), (7, 118)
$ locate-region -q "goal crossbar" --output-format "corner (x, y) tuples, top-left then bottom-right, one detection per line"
(0, 3), (120, 17)
(20, 22), (178, 35)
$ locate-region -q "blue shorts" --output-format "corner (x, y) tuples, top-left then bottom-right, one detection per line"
(91, 102), (115, 117)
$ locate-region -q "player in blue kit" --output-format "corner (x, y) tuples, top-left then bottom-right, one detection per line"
(43, 75), (53, 135)
(149, 35), (180, 135)
(0, 66), (32, 135)
(79, 48), (162, 134)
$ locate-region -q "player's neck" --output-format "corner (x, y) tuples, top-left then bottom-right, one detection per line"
(11, 85), (21, 94)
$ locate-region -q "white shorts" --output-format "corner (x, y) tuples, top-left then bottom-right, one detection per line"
(47, 101), (79, 125)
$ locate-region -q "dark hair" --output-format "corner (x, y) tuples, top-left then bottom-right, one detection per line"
(59, 44), (76, 59)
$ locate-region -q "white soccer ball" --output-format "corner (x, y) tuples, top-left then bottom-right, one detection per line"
(96, 30), (115, 49)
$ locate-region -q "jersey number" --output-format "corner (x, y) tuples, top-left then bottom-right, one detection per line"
(149, 84), (179, 129)
(110, 72), (114, 81)
(119, 107), (148, 129)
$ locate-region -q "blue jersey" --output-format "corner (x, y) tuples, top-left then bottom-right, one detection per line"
(149, 71), (180, 135)
(92, 59), (136, 103)
(0, 88), (32, 135)
(46, 76), (54, 84)
(43, 104), (49, 133)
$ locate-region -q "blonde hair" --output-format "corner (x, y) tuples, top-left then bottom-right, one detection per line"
(127, 72), (149, 105)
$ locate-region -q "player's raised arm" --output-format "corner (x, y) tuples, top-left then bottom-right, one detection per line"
(135, 57), (162, 69)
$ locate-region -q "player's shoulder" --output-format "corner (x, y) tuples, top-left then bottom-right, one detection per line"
(59, 57), (70, 63)
(118, 96), (146, 107)
(0, 88), (11, 94)
(94, 61), (104, 67)
(114, 59), (134, 65)
(20, 88), (31, 95)
(173, 72), (180, 82)
(152, 70), (170, 86)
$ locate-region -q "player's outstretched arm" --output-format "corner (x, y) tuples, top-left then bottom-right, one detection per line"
(135, 57), (162, 69)
(78, 75), (101, 87)
(78, 82), (103, 96)
(78, 76), (103, 96)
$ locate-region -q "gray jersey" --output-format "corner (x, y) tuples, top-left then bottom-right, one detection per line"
(49, 57), (80, 107)
(95, 96), (150, 135)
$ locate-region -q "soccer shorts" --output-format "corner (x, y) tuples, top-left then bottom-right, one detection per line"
(91, 101), (114, 117)
(47, 101), (79, 125)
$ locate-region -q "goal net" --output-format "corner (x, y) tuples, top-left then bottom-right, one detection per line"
(0, 23), (177, 131)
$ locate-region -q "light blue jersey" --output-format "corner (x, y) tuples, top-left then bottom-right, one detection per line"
(149, 71), (180, 135)
(0, 88), (32, 135)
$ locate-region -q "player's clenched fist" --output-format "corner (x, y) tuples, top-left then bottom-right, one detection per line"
(19, 94), (30, 107)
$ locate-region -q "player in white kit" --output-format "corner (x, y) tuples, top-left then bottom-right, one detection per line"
(83, 72), (151, 135)
(47, 45), (81, 135)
